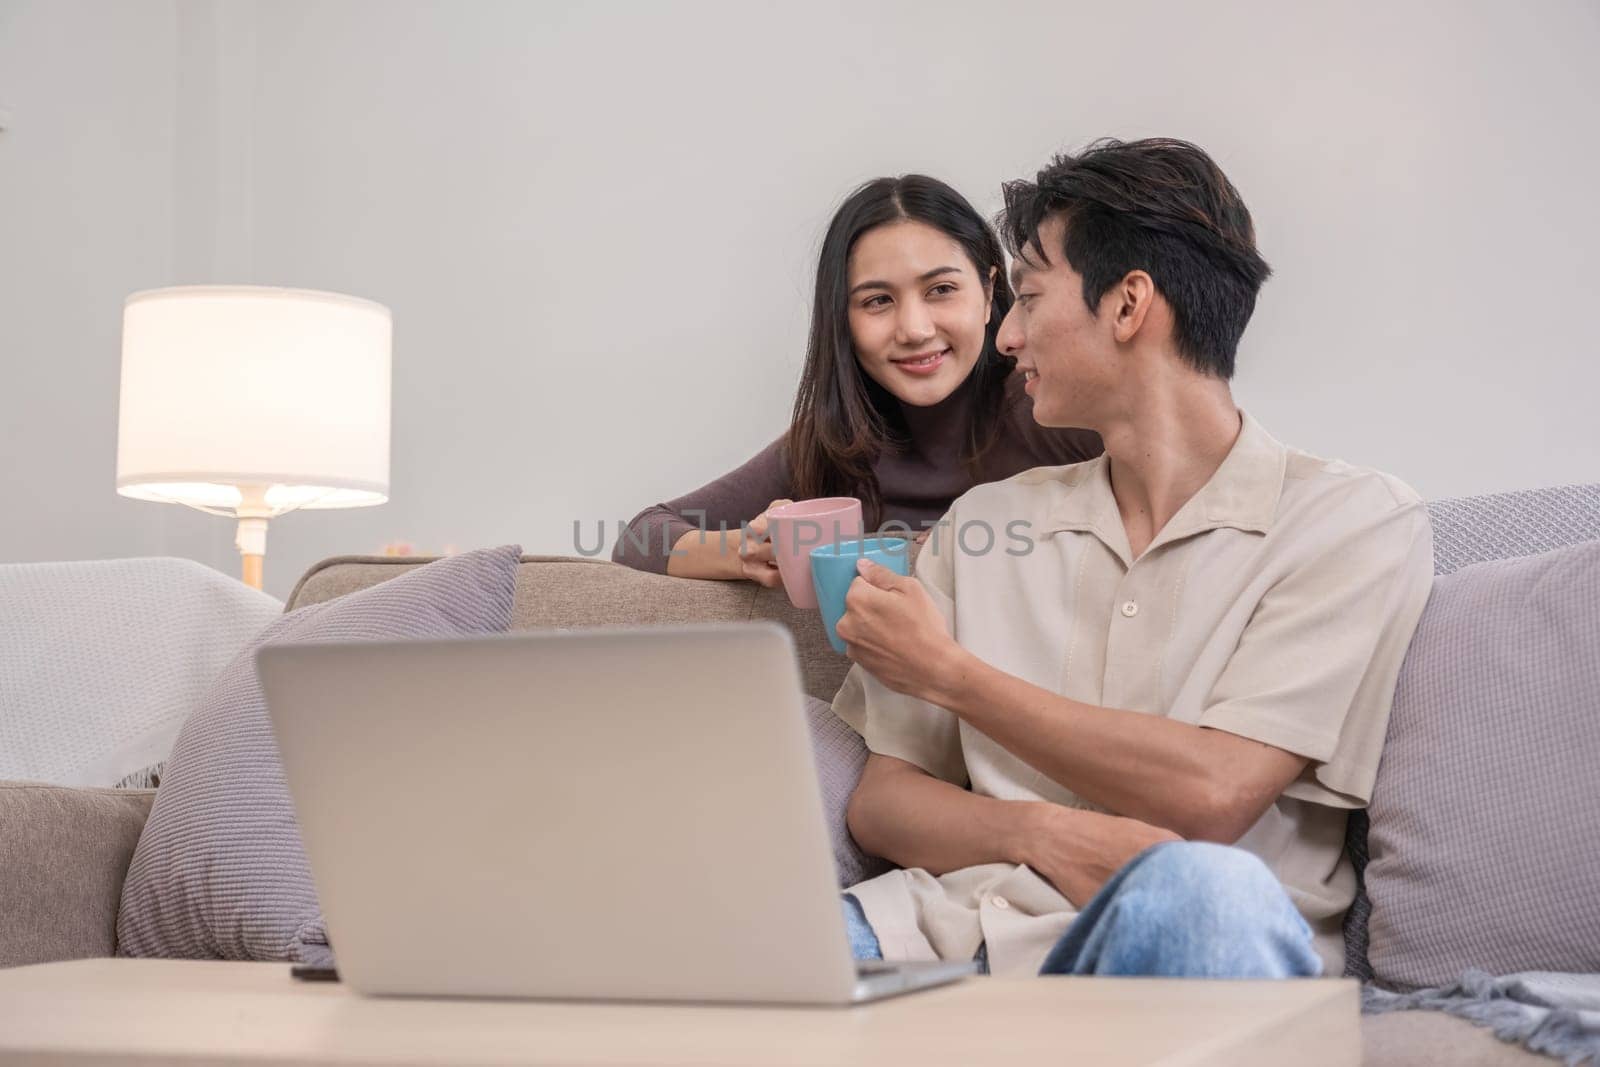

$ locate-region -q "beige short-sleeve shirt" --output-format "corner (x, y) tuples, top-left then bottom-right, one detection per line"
(830, 413), (1434, 976)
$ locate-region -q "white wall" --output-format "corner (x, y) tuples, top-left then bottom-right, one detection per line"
(3, 0), (1597, 598)
(0, 0), (232, 570)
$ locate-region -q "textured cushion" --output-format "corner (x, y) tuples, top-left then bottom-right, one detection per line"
(804, 696), (891, 887)
(1343, 482), (1600, 979)
(0, 783), (155, 967)
(115, 546), (521, 963)
(1364, 540), (1600, 990)
(288, 555), (853, 703)
(1429, 483), (1600, 577)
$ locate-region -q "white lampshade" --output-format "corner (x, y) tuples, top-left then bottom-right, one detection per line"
(116, 285), (391, 513)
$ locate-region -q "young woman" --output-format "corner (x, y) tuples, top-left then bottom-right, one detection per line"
(613, 175), (1102, 585)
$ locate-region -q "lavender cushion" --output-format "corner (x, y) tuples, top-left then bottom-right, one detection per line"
(1363, 540), (1600, 990)
(1343, 483), (1600, 979)
(115, 546), (521, 962)
(804, 695), (890, 887)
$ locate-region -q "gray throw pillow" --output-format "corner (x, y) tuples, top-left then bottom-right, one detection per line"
(804, 695), (890, 888)
(115, 545), (521, 963)
(1364, 540), (1600, 990)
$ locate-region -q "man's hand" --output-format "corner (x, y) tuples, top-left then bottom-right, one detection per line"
(834, 559), (965, 702)
(1017, 802), (1181, 908)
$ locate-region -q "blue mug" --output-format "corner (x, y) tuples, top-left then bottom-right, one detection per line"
(809, 537), (912, 654)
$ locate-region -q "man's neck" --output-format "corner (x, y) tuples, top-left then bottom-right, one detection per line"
(1095, 371), (1241, 561)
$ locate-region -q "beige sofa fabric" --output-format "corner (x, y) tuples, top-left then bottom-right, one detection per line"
(1362, 1009), (1551, 1066)
(0, 783), (154, 966)
(0, 552), (1540, 1065)
(288, 555), (852, 702)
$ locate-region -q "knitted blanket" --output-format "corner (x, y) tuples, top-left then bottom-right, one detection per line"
(0, 557), (280, 786)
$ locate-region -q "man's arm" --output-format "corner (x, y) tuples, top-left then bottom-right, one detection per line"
(926, 659), (1306, 843)
(848, 752), (1179, 907)
(847, 753), (1029, 875)
(836, 563), (1296, 843)
(838, 500), (1433, 843)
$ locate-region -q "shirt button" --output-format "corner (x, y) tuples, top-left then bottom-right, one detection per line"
(991, 896), (1011, 910)
(1121, 600), (1139, 618)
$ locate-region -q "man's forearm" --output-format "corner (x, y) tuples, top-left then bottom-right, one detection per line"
(848, 755), (1181, 907)
(926, 652), (1263, 841)
(846, 757), (1033, 876)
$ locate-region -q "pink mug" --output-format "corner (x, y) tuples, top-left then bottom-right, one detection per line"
(766, 497), (863, 609)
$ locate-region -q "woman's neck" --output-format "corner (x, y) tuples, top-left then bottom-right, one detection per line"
(893, 368), (980, 460)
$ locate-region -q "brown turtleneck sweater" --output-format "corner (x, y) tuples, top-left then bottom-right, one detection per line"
(612, 371), (1103, 575)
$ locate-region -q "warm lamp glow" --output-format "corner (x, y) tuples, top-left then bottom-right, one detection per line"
(115, 285), (393, 588)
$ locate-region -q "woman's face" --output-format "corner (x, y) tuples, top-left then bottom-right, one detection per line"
(846, 220), (995, 407)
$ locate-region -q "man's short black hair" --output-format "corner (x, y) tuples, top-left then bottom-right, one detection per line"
(999, 138), (1271, 379)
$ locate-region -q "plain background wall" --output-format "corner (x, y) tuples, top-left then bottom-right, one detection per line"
(0, 1), (222, 569)
(3, 0), (1597, 599)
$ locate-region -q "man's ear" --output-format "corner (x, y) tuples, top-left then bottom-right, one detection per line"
(1112, 270), (1155, 343)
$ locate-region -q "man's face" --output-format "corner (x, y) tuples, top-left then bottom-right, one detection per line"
(996, 216), (1118, 429)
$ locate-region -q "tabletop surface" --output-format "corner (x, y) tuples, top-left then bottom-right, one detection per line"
(0, 958), (1360, 1066)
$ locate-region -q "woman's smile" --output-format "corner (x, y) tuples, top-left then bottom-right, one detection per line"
(890, 347), (951, 376)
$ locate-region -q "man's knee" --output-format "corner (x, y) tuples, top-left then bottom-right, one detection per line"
(1119, 841), (1294, 934)
(1067, 841), (1320, 978)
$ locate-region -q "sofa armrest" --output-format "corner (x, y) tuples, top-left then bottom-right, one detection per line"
(0, 782), (154, 967)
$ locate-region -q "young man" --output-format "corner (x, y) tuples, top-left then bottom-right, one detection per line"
(828, 138), (1433, 978)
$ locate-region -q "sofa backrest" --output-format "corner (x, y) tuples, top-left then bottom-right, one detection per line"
(288, 482), (1600, 714)
(287, 554), (853, 703)
(1427, 482), (1600, 575)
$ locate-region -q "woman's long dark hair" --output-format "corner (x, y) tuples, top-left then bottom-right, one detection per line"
(786, 175), (1016, 527)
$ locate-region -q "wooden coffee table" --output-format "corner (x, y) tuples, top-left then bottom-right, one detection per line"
(0, 958), (1358, 1065)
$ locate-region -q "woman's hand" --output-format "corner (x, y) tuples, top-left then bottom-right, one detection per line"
(735, 498), (793, 586)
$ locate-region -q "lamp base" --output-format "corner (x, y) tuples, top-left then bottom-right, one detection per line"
(236, 516), (269, 591)
(241, 553), (264, 590)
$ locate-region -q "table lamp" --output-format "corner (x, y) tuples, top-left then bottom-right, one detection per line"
(115, 285), (392, 590)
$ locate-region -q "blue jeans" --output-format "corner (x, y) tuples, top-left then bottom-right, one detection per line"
(842, 841), (1323, 978)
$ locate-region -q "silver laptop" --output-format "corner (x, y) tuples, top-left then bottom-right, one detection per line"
(256, 623), (976, 1005)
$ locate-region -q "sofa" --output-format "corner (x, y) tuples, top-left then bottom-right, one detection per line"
(3, 483), (1597, 1066)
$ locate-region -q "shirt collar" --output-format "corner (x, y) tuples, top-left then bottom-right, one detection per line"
(1040, 411), (1288, 566)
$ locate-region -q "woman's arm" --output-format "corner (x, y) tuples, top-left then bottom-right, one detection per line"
(664, 502), (790, 584)
(612, 437), (793, 578)
(663, 525), (746, 581)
